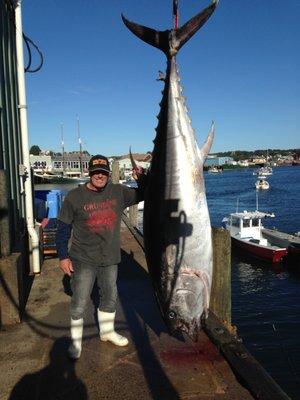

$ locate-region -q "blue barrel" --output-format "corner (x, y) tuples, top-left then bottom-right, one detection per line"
(34, 197), (47, 221)
(46, 190), (62, 218)
(35, 190), (48, 202)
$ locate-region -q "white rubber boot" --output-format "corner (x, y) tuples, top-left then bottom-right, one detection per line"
(68, 317), (83, 359)
(98, 310), (128, 346)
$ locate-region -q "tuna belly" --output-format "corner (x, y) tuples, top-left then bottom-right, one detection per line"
(144, 189), (212, 340)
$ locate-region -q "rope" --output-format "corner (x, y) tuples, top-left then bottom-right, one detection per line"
(173, 0), (179, 29)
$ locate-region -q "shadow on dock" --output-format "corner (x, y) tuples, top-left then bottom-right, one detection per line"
(118, 249), (181, 400)
(7, 337), (87, 400)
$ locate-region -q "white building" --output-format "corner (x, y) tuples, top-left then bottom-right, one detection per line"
(30, 155), (52, 172)
(238, 160), (249, 167)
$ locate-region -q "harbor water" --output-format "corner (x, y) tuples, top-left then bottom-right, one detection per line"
(205, 165), (300, 399)
(37, 165), (300, 399)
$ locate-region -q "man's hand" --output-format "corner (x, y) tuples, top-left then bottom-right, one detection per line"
(59, 258), (74, 276)
(132, 166), (145, 180)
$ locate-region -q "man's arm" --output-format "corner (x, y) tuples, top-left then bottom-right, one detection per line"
(56, 220), (73, 276)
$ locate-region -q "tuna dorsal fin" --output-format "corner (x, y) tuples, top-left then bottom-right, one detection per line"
(200, 122), (215, 160)
(129, 146), (138, 171)
(122, 0), (219, 58)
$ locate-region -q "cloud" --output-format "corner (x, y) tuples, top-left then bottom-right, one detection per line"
(67, 85), (97, 95)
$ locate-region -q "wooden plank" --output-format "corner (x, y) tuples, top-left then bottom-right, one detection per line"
(128, 204), (138, 227)
(43, 249), (57, 255)
(122, 212), (144, 250)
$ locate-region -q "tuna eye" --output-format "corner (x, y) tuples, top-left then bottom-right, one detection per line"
(168, 311), (176, 320)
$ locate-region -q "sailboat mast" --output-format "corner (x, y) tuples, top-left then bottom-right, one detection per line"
(76, 115), (83, 177)
(60, 122), (65, 174)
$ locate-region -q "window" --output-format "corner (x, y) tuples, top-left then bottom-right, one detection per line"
(231, 218), (240, 227)
(243, 219), (250, 228)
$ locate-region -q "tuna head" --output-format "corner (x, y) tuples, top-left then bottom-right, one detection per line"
(162, 266), (210, 341)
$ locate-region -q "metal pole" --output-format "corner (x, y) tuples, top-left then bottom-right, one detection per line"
(15, 0), (40, 274)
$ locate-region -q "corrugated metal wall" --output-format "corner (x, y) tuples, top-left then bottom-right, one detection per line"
(0, 0), (26, 253)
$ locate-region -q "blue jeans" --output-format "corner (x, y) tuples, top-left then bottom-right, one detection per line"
(70, 259), (118, 320)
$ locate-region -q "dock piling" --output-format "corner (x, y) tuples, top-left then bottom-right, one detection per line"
(128, 204), (138, 227)
(210, 227), (231, 324)
(111, 160), (120, 184)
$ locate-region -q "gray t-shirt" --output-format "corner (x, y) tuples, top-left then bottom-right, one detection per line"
(58, 182), (141, 266)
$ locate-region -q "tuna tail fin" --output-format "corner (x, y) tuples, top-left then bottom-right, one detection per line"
(122, 0), (218, 58)
(121, 14), (170, 55)
(175, 0), (219, 54)
(200, 122), (215, 160)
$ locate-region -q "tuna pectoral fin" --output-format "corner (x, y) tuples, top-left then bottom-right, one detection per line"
(199, 122), (215, 160)
(175, 0), (219, 53)
(129, 146), (138, 171)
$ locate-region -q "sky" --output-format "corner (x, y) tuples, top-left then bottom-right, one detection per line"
(22, 0), (300, 156)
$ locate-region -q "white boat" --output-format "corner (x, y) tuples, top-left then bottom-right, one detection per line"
(262, 166), (273, 176)
(253, 166), (273, 176)
(51, 175), (89, 184)
(222, 210), (287, 264)
(255, 177), (269, 190)
(34, 172), (61, 183)
(208, 166), (222, 173)
(262, 228), (300, 261)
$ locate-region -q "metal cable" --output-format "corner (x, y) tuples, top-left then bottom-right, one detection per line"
(4, 0), (44, 73)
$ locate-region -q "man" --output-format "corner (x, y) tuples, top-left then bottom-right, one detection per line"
(56, 154), (146, 359)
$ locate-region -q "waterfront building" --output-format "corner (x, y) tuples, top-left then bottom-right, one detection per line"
(30, 154), (52, 172)
(52, 152), (90, 175)
(118, 154), (151, 179)
(204, 156), (234, 167)
(238, 160), (250, 167)
(252, 157), (266, 165)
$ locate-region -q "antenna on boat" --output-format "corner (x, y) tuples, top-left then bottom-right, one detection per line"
(256, 191), (259, 211)
(236, 198), (239, 213)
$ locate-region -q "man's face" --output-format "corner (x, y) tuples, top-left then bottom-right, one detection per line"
(90, 170), (109, 189)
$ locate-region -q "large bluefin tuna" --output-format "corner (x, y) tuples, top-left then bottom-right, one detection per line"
(122, 0), (219, 340)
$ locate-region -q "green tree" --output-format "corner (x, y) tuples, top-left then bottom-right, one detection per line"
(29, 145), (41, 155)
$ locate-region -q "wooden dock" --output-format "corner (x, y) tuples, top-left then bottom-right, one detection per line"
(0, 218), (291, 399)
